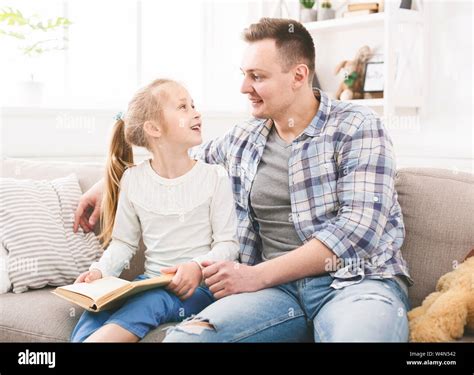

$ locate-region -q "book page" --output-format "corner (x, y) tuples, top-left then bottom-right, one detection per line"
(58, 277), (130, 301)
(97, 274), (174, 309)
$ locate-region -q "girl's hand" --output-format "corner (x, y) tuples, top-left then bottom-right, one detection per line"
(161, 262), (202, 300)
(75, 269), (103, 284)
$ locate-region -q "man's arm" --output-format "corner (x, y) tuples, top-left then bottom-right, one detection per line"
(311, 115), (397, 267)
(261, 115), (397, 286)
(203, 115), (397, 297)
(254, 238), (334, 287)
(73, 178), (104, 233)
(189, 128), (233, 167)
(202, 239), (333, 298)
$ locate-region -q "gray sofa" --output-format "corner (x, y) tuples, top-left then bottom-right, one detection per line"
(1, 158), (473, 342)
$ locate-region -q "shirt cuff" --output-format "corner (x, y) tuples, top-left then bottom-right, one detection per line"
(190, 259), (205, 270)
(313, 225), (366, 284)
(89, 262), (112, 278)
(312, 224), (359, 260)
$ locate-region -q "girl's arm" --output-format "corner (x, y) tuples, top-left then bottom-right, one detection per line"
(192, 167), (240, 266)
(89, 170), (141, 277)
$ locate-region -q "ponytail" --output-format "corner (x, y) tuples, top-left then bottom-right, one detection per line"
(99, 119), (134, 247)
(98, 78), (175, 246)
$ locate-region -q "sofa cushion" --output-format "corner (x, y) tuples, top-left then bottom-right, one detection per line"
(395, 168), (474, 308)
(141, 323), (175, 342)
(0, 288), (80, 341)
(1, 158), (104, 194)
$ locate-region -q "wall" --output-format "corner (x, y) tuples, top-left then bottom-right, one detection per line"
(0, 107), (249, 164)
(389, 0), (473, 172)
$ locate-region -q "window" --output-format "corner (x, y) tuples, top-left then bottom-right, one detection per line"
(1, 0), (261, 112)
(65, 0), (138, 108)
(0, 0), (66, 106)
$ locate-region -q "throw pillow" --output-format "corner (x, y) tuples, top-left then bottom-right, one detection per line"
(0, 174), (103, 293)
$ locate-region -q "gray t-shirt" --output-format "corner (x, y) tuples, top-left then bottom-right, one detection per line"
(250, 126), (303, 261)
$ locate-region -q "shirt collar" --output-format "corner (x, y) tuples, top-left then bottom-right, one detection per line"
(251, 88), (332, 146)
(303, 88), (332, 138)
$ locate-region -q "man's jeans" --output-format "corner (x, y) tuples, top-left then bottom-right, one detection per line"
(163, 274), (410, 342)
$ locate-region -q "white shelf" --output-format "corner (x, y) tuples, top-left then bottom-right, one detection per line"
(344, 98), (384, 107)
(305, 12), (385, 32)
(306, 6), (425, 115)
(304, 9), (422, 33)
(342, 97), (422, 109)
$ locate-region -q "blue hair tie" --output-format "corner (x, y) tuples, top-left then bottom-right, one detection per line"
(114, 111), (124, 121)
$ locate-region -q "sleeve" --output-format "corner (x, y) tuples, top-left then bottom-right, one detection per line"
(192, 167), (240, 265)
(312, 116), (397, 263)
(188, 128), (232, 168)
(89, 169), (141, 277)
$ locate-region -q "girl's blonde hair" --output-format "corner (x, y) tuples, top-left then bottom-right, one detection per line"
(99, 78), (176, 247)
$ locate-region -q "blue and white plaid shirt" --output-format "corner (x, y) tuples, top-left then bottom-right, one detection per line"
(192, 89), (412, 289)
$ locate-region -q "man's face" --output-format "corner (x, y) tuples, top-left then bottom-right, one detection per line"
(240, 39), (295, 120)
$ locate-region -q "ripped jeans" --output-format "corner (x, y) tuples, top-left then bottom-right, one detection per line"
(163, 275), (410, 342)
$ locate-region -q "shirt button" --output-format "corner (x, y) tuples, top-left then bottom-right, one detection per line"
(373, 196), (379, 202)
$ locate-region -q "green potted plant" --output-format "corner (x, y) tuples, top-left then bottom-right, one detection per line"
(300, 0), (317, 23)
(0, 7), (71, 105)
(319, 1), (336, 21)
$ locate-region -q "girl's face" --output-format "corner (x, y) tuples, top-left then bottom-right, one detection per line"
(154, 83), (202, 150)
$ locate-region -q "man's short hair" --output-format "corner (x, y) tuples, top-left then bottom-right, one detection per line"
(242, 17), (316, 82)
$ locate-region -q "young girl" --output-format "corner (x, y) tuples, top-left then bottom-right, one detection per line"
(70, 79), (239, 342)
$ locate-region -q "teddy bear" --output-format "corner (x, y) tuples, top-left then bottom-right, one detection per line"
(408, 251), (474, 342)
(334, 45), (372, 101)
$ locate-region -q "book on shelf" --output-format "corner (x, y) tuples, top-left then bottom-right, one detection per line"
(343, 9), (378, 18)
(347, 2), (379, 12)
(52, 273), (174, 312)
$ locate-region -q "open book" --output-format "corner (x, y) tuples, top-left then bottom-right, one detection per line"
(52, 274), (174, 312)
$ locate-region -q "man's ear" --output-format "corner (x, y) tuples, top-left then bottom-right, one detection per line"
(143, 120), (161, 138)
(293, 64), (310, 89)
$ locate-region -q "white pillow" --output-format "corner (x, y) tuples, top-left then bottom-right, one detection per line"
(0, 243), (11, 293)
(0, 174), (103, 293)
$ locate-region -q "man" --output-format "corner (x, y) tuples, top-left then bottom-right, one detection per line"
(75, 18), (412, 342)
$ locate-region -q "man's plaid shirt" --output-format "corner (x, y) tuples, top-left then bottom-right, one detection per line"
(192, 89), (412, 289)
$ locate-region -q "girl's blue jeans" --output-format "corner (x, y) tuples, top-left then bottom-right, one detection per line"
(70, 274), (214, 342)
